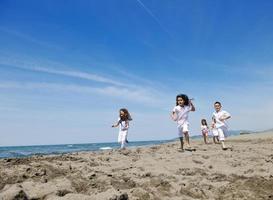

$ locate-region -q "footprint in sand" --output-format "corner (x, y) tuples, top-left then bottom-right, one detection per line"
(192, 159), (203, 164)
(202, 155), (209, 159)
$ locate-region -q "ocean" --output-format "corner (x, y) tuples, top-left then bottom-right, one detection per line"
(0, 140), (173, 159)
(0, 130), (242, 159)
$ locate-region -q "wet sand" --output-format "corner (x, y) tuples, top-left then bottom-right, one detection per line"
(0, 131), (273, 200)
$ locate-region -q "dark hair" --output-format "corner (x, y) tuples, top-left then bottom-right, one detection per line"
(214, 101), (221, 106)
(119, 108), (132, 121)
(176, 94), (189, 106)
(201, 119), (207, 126)
(212, 117), (216, 123)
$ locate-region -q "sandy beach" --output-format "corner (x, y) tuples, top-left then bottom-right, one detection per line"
(0, 131), (273, 200)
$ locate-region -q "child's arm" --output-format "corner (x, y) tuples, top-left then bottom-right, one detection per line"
(211, 117), (216, 129)
(219, 116), (231, 121)
(111, 121), (119, 128)
(219, 111), (231, 121)
(124, 121), (129, 129)
(190, 100), (195, 111)
(171, 111), (177, 121)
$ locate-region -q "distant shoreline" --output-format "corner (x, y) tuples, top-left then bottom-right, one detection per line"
(0, 129), (271, 159)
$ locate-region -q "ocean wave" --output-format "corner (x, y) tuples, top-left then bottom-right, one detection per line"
(100, 147), (112, 150)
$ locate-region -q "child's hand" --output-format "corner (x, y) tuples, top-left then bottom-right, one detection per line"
(171, 112), (177, 121)
(111, 125), (115, 128)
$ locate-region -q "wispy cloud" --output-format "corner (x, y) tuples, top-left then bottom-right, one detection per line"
(110, 66), (169, 91)
(0, 55), (169, 106)
(0, 56), (126, 86)
(0, 81), (162, 104)
(0, 26), (63, 50)
(0, 55), (172, 96)
(135, 0), (172, 37)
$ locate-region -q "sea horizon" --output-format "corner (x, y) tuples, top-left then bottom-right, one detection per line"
(0, 130), (246, 159)
(0, 139), (175, 159)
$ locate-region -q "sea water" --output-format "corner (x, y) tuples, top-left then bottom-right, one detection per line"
(0, 130), (242, 159)
(0, 140), (173, 159)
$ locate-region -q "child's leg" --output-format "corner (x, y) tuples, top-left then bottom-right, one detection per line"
(182, 124), (191, 148)
(121, 140), (125, 149)
(213, 136), (217, 144)
(203, 134), (206, 144)
(205, 134), (209, 144)
(119, 131), (127, 149)
(118, 132), (122, 145)
(217, 128), (227, 149)
(212, 129), (220, 144)
(184, 132), (191, 148)
(178, 126), (184, 150)
(204, 132), (209, 144)
(179, 137), (184, 150)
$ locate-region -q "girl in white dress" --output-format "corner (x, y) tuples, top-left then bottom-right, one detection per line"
(112, 108), (132, 149)
(201, 119), (209, 144)
(171, 94), (195, 151)
(211, 118), (220, 144)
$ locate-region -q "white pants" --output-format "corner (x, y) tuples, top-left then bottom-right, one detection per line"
(177, 123), (189, 138)
(217, 127), (228, 141)
(118, 130), (128, 148)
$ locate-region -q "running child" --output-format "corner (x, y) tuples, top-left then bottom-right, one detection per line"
(171, 94), (195, 151)
(212, 101), (231, 150)
(211, 117), (220, 144)
(201, 119), (209, 144)
(112, 108), (132, 149)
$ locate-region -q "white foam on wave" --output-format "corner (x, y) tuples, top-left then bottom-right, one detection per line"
(100, 147), (112, 150)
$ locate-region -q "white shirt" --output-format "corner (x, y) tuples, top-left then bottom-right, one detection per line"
(118, 118), (129, 132)
(172, 105), (192, 126)
(212, 110), (231, 129)
(201, 125), (209, 131)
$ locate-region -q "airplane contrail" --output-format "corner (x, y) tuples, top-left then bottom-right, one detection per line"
(135, 0), (172, 37)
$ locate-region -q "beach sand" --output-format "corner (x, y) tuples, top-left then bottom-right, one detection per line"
(0, 131), (273, 200)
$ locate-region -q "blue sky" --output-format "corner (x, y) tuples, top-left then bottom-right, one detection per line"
(1, 0), (273, 146)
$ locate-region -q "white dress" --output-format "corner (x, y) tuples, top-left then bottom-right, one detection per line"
(172, 105), (192, 137)
(117, 119), (129, 144)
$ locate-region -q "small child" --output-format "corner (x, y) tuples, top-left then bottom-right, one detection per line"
(112, 108), (132, 149)
(211, 118), (220, 144)
(171, 94), (195, 151)
(201, 119), (209, 144)
(212, 101), (231, 150)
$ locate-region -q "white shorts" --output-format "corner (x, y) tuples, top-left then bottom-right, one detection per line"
(177, 123), (189, 137)
(212, 129), (219, 137)
(217, 127), (228, 141)
(118, 130), (128, 143)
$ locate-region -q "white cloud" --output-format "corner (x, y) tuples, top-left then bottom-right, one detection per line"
(0, 81), (162, 104)
(0, 57), (125, 86)
(0, 55), (170, 106)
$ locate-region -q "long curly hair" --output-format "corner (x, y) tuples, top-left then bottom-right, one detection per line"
(176, 94), (189, 106)
(119, 108), (132, 121)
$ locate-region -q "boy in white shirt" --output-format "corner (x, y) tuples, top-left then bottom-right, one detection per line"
(212, 101), (231, 150)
